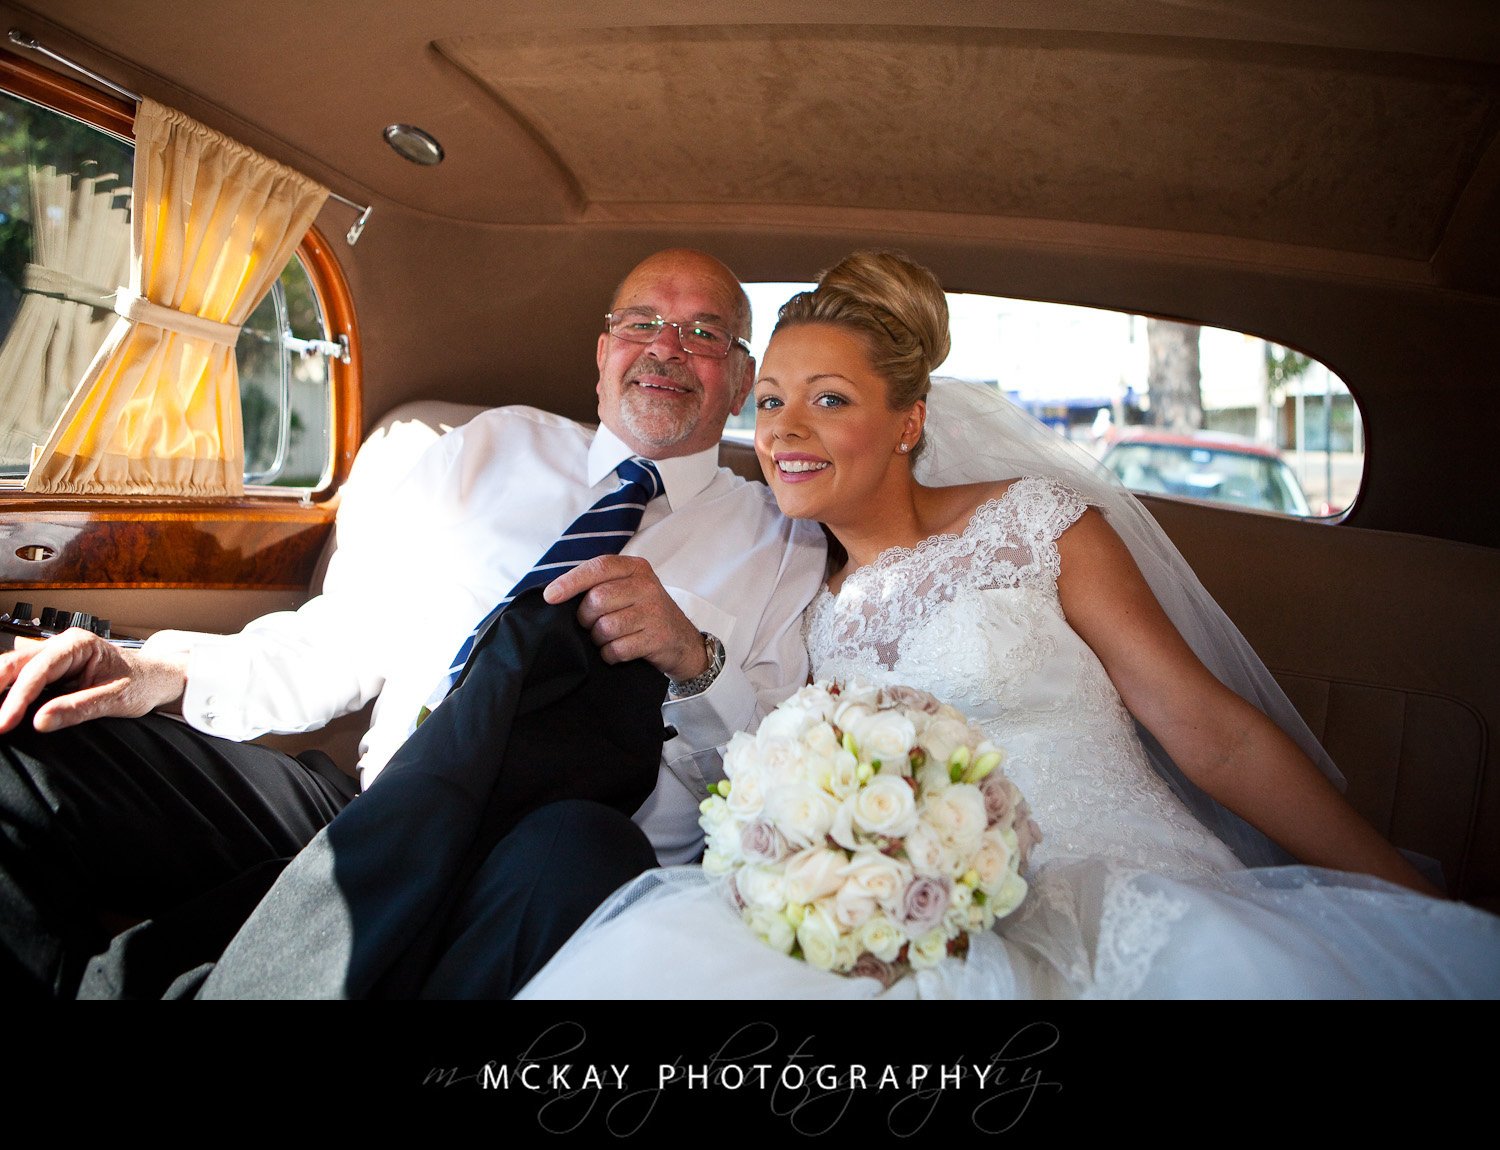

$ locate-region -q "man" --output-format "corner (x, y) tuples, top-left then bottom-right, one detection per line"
(0, 248), (827, 997)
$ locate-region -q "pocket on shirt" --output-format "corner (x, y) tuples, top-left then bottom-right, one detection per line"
(663, 587), (738, 648)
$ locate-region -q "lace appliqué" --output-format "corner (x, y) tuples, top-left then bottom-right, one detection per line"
(806, 475), (1242, 887)
(807, 476), (1086, 674)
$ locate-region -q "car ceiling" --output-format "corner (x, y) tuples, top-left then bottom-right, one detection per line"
(13, 2), (1500, 282)
(6, 1), (1500, 544)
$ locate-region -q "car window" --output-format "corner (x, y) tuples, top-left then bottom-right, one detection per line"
(0, 87), (336, 492)
(735, 284), (1362, 519)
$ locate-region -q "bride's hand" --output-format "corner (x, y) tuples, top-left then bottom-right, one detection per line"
(544, 555), (710, 682)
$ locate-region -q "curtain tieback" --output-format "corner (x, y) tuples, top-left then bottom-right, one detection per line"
(114, 290), (243, 347)
(22, 263), (117, 310)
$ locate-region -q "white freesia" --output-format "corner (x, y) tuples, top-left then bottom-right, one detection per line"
(698, 794), (733, 835)
(824, 749), (863, 799)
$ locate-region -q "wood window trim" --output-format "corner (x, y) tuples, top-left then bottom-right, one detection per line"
(0, 48), (362, 590)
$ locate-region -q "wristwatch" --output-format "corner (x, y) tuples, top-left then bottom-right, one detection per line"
(667, 631), (725, 699)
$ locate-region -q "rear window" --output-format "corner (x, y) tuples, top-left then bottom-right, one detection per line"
(734, 285), (1362, 519)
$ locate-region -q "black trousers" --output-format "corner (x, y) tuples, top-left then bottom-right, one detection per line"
(2, 591), (665, 999)
(197, 590), (666, 999)
(0, 713), (353, 998)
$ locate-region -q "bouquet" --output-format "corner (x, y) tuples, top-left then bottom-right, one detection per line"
(699, 679), (1041, 986)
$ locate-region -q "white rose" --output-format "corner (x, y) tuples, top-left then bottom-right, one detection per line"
(795, 902), (843, 971)
(736, 863), (789, 910)
(740, 820), (790, 864)
(783, 847), (848, 904)
(902, 821), (952, 877)
(853, 774), (919, 838)
(840, 848), (913, 916)
(721, 731), (764, 783)
(756, 701), (821, 743)
(908, 927), (950, 970)
(859, 912), (906, 962)
(793, 681), (840, 715)
(725, 765), (766, 820)
(971, 827), (1014, 893)
(917, 716), (972, 768)
(751, 736), (814, 788)
(848, 711), (917, 766)
(922, 783), (989, 854)
(836, 679), (882, 710)
(833, 878), (877, 929)
(804, 721), (844, 760)
(764, 780), (840, 847)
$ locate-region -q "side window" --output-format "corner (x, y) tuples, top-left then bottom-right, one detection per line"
(736, 284), (1363, 519)
(0, 87), (337, 492)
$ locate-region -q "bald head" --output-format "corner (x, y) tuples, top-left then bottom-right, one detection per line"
(611, 248), (751, 344)
(596, 248), (756, 459)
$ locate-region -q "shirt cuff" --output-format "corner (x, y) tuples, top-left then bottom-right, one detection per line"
(660, 659), (757, 767)
(145, 630), (261, 742)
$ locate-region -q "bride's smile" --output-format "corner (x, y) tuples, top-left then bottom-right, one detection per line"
(753, 323), (925, 545)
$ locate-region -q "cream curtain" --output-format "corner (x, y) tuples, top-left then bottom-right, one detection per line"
(0, 165), (130, 468)
(24, 98), (328, 496)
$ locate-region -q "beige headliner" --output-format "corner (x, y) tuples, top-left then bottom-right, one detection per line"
(5, 2), (1500, 545)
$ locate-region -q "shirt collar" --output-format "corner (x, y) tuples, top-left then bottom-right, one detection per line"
(588, 422), (721, 509)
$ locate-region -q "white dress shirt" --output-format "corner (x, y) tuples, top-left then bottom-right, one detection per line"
(144, 406), (827, 864)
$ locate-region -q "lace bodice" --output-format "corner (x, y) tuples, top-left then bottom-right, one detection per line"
(806, 476), (1242, 882)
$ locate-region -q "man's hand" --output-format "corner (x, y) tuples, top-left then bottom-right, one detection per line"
(543, 555), (709, 682)
(0, 628), (188, 735)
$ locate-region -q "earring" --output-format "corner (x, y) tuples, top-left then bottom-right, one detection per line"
(898, 442), (911, 454)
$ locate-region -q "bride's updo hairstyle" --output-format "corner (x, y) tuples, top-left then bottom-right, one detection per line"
(774, 250), (951, 460)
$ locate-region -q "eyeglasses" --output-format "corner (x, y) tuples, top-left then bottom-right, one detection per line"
(604, 308), (751, 359)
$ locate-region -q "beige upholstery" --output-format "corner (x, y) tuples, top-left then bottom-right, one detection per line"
(1144, 497), (1500, 909)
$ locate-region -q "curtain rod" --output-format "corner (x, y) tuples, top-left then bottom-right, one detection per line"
(8, 29), (372, 245)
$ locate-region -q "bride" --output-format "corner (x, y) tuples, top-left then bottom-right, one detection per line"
(519, 251), (1500, 998)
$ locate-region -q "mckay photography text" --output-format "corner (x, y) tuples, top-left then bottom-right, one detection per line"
(421, 1019), (1064, 1134)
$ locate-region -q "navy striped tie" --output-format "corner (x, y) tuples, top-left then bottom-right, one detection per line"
(416, 456), (664, 725)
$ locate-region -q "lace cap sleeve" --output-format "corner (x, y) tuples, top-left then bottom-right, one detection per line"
(995, 475), (1088, 545)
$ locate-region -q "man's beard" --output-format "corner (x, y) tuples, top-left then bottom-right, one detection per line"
(617, 361), (705, 449)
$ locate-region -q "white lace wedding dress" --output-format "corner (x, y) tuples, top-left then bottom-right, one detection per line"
(518, 477), (1500, 999)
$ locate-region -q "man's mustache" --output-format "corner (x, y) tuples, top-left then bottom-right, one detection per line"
(625, 361), (698, 391)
